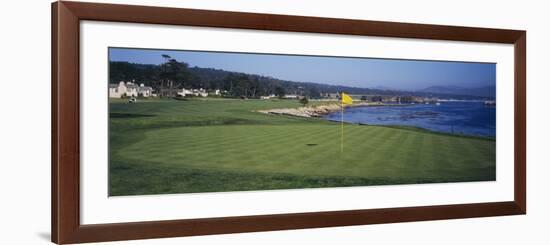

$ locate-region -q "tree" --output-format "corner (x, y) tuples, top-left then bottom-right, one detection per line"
(299, 97), (309, 107)
(308, 87), (321, 99)
(158, 55), (171, 97)
(224, 74), (252, 98)
(250, 77), (261, 98)
(275, 87), (286, 99)
(109, 62), (159, 85)
(171, 59), (192, 88)
(235, 75), (250, 97)
(158, 55), (192, 97)
(360, 95), (367, 101)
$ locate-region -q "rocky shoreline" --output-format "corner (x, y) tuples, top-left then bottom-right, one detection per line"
(257, 102), (384, 118)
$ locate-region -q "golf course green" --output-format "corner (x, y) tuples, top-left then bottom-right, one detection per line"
(109, 98), (496, 196)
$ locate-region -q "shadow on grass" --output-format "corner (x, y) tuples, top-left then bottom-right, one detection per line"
(110, 113), (156, 118)
(109, 158), (496, 197)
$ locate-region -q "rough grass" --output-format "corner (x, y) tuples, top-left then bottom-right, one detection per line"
(109, 98), (495, 196)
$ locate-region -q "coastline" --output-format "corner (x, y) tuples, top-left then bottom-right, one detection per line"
(257, 101), (396, 118)
(257, 102), (495, 140)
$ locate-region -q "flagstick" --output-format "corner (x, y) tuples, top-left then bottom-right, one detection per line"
(341, 99), (344, 153)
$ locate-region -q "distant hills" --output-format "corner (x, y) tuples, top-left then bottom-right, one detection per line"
(189, 66), (495, 99)
(419, 85), (496, 98)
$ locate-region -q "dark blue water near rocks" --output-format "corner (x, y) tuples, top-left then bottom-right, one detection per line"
(324, 102), (496, 137)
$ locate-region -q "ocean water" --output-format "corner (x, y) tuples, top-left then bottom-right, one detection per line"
(324, 102), (496, 137)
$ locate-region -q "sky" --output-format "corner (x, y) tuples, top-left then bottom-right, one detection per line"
(109, 47), (496, 91)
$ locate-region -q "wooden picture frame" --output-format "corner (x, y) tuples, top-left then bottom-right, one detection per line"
(52, 1), (526, 244)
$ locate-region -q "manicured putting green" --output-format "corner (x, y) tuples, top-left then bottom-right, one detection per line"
(109, 98), (495, 196)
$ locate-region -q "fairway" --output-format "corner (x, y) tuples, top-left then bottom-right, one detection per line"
(109, 98), (495, 196)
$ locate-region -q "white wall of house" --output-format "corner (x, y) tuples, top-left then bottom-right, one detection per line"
(125, 83), (139, 97)
(178, 88), (208, 97)
(138, 83), (153, 97)
(109, 82), (152, 98)
(109, 81), (127, 98)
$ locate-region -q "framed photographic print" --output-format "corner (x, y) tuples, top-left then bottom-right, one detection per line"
(52, 1), (526, 244)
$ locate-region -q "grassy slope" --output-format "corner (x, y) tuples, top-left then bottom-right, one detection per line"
(109, 98), (495, 196)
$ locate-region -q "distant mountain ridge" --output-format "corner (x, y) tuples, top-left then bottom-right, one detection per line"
(190, 66), (493, 99)
(420, 85), (496, 98)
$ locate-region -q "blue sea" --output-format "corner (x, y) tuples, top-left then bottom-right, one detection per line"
(324, 102), (496, 137)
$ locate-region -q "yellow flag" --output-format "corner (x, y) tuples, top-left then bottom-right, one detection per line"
(341, 92), (353, 105)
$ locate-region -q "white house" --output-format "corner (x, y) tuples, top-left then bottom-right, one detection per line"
(177, 88), (208, 97)
(260, 94), (277, 99)
(137, 84), (153, 97)
(109, 81), (153, 98)
(196, 88), (208, 97)
(177, 88), (194, 97)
